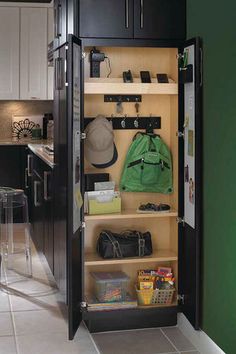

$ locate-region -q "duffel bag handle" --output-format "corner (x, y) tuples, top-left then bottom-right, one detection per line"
(136, 231), (145, 257)
(101, 230), (123, 258)
(121, 230), (146, 257)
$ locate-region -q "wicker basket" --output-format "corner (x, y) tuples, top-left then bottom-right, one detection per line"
(136, 287), (175, 306)
(152, 288), (175, 305)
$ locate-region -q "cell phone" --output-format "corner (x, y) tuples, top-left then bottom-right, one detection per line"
(123, 70), (133, 83)
(140, 71), (151, 83)
(157, 73), (169, 83)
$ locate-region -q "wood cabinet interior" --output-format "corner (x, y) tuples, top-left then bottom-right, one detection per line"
(83, 46), (179, 309)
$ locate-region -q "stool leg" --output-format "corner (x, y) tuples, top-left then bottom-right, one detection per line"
(5, 194), (13, 270)
(23, 196), (32, 277)
(0, 203), (5, 281)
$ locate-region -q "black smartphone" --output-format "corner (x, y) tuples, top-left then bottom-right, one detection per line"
(140, 71), (151, 83)
(123, 70), (133, 83)
(157, 73), (169, 83)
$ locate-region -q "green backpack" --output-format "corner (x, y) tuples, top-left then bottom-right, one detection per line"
(120, 133), (173, 194)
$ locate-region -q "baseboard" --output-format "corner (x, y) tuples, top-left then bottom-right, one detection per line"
(177, 313), (225, 354)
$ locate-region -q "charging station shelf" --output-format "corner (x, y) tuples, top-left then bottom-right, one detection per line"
(84, 78), (178, 95)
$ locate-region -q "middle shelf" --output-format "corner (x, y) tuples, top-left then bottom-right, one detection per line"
(85, 209), (178, 221)
(85, 250), (178, 266)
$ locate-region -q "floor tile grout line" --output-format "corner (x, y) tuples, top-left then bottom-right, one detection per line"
(83, 322), (101, 354)
(93, 326), (178, 335)
(160, 328), (181, 354)
(154, 352), (178, 354)
(5, 274), (19, 354)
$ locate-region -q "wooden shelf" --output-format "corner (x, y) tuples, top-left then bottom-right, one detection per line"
(85, 209), (178, 221)
(85, 250), (178, 266)
(87, 302), (178, 312)
(84, 78), (178, 95)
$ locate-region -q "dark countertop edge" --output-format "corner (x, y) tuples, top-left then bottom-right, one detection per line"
(0, 139), (51, 146)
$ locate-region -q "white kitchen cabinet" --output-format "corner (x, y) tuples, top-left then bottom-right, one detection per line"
(0, 8), (19, 99)
(20, 8), (48, 100)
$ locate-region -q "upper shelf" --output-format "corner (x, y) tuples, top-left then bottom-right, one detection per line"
(84, 78), (178, 95)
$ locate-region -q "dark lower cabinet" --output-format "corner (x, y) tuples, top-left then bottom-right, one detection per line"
(0, 146), (29, 222)
(133, 0), (186, 39)
(31, 170), (44, 252)
(0, 146), (26, 190)
(30, 154), (54, 274)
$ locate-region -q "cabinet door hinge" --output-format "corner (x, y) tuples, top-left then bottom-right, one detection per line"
(176, 53), (184, 60)
(80, 301), (88, 311)
(81, 132), (86, 140)
(177, 294), (185, 305)
(82, 51), (86, 59)
(81, 221), (86, 229)
(176, 217), (185, 226)
(176, 131), (184, 138)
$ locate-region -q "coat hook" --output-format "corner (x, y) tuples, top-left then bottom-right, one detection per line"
(134, 114), (139, 128)
(121, 114), (127, 128)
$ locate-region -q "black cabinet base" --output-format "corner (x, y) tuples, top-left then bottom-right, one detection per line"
(83, 306), (177, 333)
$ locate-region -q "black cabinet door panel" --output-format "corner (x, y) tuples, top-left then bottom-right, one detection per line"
(67, 35), (84, 340)
(53, 45), (67, 301)
(134, 0), (186, 39)
(54, 36), (83, 339)
(79, 0), (133, 38)
(178, 37), (202, 329)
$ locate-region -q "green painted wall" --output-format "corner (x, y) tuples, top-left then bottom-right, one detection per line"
(187, 2), (236, 353)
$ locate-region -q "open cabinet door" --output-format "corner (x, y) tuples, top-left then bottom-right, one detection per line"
(67, 35), (84, 339)
(178, 37), (203, 329)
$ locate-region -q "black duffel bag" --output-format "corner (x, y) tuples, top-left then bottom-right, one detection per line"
(97, 230), (153, 259)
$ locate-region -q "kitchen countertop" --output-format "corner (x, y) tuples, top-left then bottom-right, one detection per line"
(28, 144), (55, 169)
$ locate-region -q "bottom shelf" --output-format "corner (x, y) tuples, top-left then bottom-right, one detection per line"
(87, 301), (178, 312)
(86, 293), (177, 312)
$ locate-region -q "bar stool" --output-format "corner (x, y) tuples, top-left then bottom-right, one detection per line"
(0, 187), (32, 279)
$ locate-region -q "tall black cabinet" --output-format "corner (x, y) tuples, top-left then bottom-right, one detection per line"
(52, 0), (202, 341)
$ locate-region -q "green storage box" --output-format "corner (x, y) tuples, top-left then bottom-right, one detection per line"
(89, 196), (121, 215)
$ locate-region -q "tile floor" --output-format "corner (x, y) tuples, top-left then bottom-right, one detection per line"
(0, 231), (200, 354)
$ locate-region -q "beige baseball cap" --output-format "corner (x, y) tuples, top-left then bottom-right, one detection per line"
(84, 115), (118, 167)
